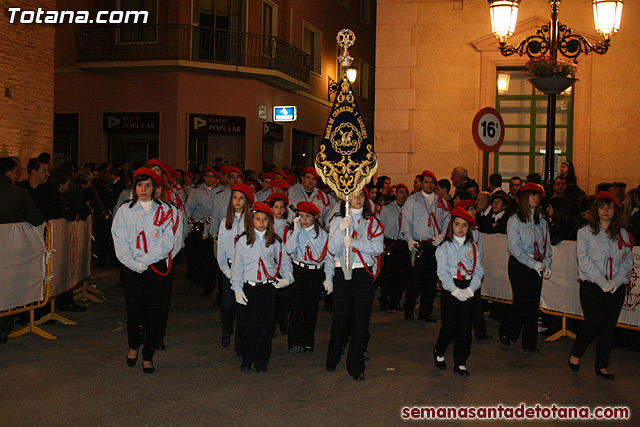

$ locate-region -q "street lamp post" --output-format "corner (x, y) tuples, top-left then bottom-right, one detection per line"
(488, 0), (623, 183)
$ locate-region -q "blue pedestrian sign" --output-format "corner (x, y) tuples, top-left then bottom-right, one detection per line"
(273, 106), (297, 122)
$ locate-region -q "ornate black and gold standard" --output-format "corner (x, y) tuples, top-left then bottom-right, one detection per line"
(315, 29), (377, 202)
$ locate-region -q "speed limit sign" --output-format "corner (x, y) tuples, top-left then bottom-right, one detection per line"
(472, 107), (505, 152)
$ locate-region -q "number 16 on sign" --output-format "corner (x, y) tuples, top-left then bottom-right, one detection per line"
(472, 107), (505, 153)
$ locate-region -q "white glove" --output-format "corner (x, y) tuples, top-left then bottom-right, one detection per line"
(224, 269), (232, 279)
(273, 279), (289, 289)
(463, 288), (474, 299)
(339, 215), (353, 230)
(543, 268), (552, 279)
(344, 235), (353, 247)
(432, 234), (445, 247)
(323, 280), (333, 295)
(293, 217), (301, 231)
(235, 290), (248, 305)
(533, 261), (545, 276)
(134, 262), (148, 274)
(451, 288), (469, 302)
(603, 281), (617, 293)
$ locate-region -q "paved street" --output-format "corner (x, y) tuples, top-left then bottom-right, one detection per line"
(2, 262), (639, 426)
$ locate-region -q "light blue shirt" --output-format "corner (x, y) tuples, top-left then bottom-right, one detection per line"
(327, 212), (384, 280)
(401, 192), (450, 243)
(285, 225), (333, 281)
(274, 217), (288, 239)
(185, 185), (215, 222)
(288, 183), (332, 225)
(379, 200), (404, 239)
(231, 232), (294, 292)
(507, 214), (552, 269)
(217, 213), (246, 275)
(209, 186), (230, 237)
(577, 226), (633, 290)
(436, 238), (484, 293)
(111, 201), (181, 272)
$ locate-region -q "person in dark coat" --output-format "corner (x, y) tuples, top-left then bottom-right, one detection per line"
(623, 188), (640, 245)
(485, 193), (509, 235)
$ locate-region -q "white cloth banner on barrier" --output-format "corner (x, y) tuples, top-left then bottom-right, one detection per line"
(49, 219), (91, 297)
(0, 222), (46, 312)
(481, 233), (640, 328)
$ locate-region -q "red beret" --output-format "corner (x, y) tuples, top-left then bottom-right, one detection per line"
(396, 183), (409, 194)
(184, 171), (194, 179)
(286, 173), (296, 186)
(266, 192), (289, 206)
(252, 201), (273, 220)
(519, 182), (545, 197)
(262, 172), (274, 180)
(455, 199), (476, 211)
(164, 164), (175, 175)
(450, 207), (477, 228)
(297, 201), (320, 215)
(269, 178), (290, 190)
(274, 169), (287, 179)
(231, 183), (255, 205)
(221, 165), (245, 181)
(147, 158), (167, 174)
(421, 170), (437, 182)
(134, 167), (162, 189)
(204, 167), (219, 178)
(596, 191), (622, 210)
(303, 167), (319, 179)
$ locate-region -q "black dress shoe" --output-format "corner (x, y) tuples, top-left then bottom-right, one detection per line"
(280, 324), (288, 335)
(523, 345), (540, 352)
(156, 341), (166, 350)
(454, 365), (470, 376)
(404, 311), (414, 321)
(257, 366), (268, 372)
(126, 349), (138, 367)
(325, 362), (336, 371)
(288, 345), (301, 354)
(499, 335), (510, 346)
(221, 335), (230, 348)
(303, 346), (313, 353)
(475, 334), (492, 341)
(352, 373), (365, 381)
(241, 362), (252, 371)
(143, 361), (154, 374)
(595, 368), (615, 380)
(433, 349), (446, 370)
(568, 359), (580, 372)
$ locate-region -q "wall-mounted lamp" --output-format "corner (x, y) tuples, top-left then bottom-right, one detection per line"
(497, 73), (510, 95)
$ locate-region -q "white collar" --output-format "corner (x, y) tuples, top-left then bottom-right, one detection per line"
(140, 200), (153, 211)
(492, 210), (505, 221)
(453, 235), (465, 246)
(483, 206), (492, 216)
(255, 229), (266, 239)
(304, 225), (315, 232)
(422, 191), (435, 203)
(350, 207), (363, 215)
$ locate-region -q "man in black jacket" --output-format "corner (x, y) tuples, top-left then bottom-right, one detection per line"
(0, 157), (45, 342)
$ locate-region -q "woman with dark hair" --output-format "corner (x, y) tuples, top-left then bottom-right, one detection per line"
(569, 192), (633, 379)
(485, 193), (509, 235)
(111, 167), (182, 374)
(546, 197), (578, 245)
(231, 202), (293, 372)
(623, 188), (640, 245)
(216, 183), (253, 349)
(325, 189), (384, 380)
(499, 183), (552, 352)
(560, 161), (577, 185)
(433, 207), (484, 376)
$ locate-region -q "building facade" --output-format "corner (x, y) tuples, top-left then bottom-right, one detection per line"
(375, 0), (640, 192)
(54, 0), (375, 171)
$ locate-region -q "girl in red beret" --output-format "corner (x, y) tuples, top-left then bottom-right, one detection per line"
(284, 201), (332, 353)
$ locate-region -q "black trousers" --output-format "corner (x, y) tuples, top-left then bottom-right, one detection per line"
(288, 264), (324, 348)
(571, 281), (625, 369)
(404, 243), (437, 318)
(472, 292), (487, 338)
(327, 268), (374, 376)
(434, 279), (473, 366)
(123, 260), (171, 361)
(237, 283), (276, 368)
(380, 239), (410, 306)
(186, 230), (217, 293)
(500, 256), (542, 348)
(274, 287), (291, 328)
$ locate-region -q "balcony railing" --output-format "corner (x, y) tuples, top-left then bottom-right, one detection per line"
(75, 25), (312, 83)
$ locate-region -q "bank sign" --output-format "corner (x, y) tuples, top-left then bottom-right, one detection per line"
(103, 112), (159, 133)
(189, 113), (246, 135)
(273, 106), (297, 122)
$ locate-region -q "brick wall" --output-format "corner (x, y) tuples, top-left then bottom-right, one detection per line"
(0, 0), (55, 172)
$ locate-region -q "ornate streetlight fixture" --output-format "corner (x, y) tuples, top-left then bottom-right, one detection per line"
(488, 0), (623, 181)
